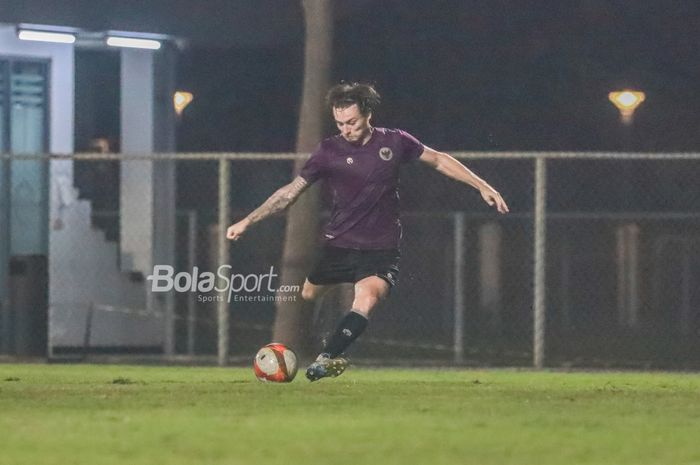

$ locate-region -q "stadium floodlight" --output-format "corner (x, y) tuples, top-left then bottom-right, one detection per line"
(106, 36), (161, 50)
(174, 91), (194, 116)
(609, 90), (645, 125)
(17, 29), (76, 44)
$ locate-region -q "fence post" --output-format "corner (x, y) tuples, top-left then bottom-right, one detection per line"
(217, 159), (230, 366)
(616, 223), (641, 329)
(680, 238), (692, 336)
(533, 156), (547, 369)
(479, 222), (503, 333)
(187, 210), (198, 356)
(82, 302), (95, 360)
(453, 212), (466, 364)
(0, 159), (10, 354)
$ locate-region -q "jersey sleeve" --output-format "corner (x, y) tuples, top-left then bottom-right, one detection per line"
(299, 144), (327, 184)
(397, 129), (425, 163)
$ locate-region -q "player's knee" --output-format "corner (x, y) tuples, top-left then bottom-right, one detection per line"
(367, 285), (389, 304)
(368, 292), (383, 307)
(375, 286), (390, 302)
(301, 286), (316, 301)
(301, 288), (315, 301)
(352, 293), (381, 314)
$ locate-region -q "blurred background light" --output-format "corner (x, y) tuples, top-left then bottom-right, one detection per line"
(18, 29), (76, 44)
(609, 90), (646, 125)
(106, 36), (161, 50)
(174, 91), (194, 116)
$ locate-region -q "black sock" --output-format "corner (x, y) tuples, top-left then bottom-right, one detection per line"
(322, 310), (368, 358)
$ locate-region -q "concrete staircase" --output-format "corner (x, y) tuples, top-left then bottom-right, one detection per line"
(48, 172), (163, 349)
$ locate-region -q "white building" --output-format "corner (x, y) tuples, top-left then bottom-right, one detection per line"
(0, 23), (179, 357)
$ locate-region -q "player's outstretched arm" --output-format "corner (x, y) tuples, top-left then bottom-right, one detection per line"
(226, 176), (310, 241)
(419, 146), (510, 214)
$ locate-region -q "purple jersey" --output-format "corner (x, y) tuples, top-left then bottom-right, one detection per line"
(299, 127), (424, 250)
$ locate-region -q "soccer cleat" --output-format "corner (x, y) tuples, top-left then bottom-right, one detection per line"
(305, 354), (348, 382)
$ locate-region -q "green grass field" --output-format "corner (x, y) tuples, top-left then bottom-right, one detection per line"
(1, 364), (699, 465)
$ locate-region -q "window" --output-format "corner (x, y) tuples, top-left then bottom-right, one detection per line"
(10, 60), (48, 154)
(0, 57), (49, 255)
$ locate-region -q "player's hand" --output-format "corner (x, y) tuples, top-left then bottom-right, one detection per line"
(480, 187), (510, 214)
(226, 218), (251, 241)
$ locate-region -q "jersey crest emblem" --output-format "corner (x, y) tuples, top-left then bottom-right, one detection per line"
(346, 157), (354, 165)
(379, 147), (393, 161)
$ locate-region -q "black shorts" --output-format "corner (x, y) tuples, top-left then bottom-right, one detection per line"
(307, 246), (401, 288)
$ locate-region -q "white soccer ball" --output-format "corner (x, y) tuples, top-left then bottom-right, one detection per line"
(253, 343), (298, 383)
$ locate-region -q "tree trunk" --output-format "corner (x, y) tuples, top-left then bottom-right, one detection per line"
(272, 0), (333, 352)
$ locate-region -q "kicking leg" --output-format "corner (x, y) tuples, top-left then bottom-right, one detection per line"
(306, 276), (390, 381)
(351, 275), (390, 318)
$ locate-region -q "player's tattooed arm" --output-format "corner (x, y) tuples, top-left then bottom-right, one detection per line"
(226, 176), (310, 241)
(247, 176), (310, 224)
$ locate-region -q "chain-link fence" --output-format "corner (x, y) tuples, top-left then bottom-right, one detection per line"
(1, 152), (698, 368)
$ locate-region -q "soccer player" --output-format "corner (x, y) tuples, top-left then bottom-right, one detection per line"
(227, 82), (509, 381)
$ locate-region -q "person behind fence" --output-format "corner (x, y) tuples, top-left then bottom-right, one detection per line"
(226, 82), (509, 381)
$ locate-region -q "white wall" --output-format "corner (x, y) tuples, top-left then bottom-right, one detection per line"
(120, 49), (155, 273)
(0, 24), (74, 159)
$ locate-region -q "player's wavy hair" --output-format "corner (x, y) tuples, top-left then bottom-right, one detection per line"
(326, 82), (381, 116)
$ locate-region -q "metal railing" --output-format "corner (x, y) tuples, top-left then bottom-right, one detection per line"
(1, 151), (698, 368)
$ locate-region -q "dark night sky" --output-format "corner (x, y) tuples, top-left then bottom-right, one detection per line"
(3, 0), (700, 153)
